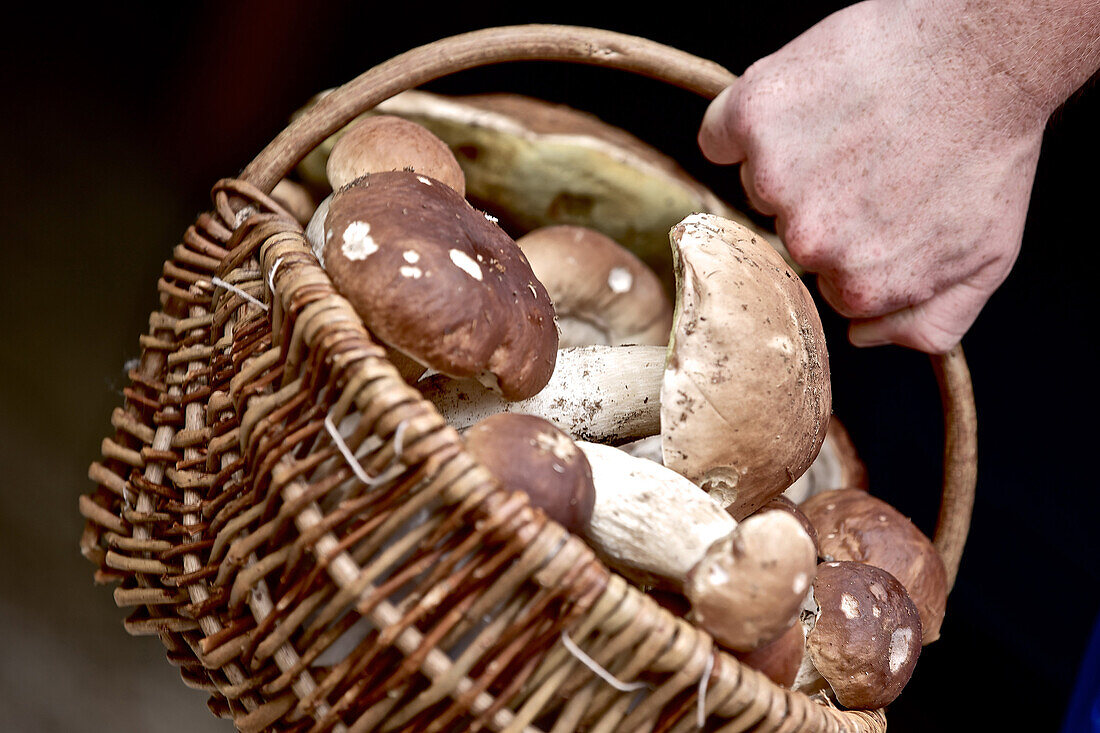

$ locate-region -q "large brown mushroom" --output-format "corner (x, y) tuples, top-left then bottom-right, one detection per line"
(800, 488), (948, 643)
(322, 170), (558, 401)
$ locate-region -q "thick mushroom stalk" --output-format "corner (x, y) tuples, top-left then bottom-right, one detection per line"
(418, 344), (664, 444)
(575, 441), (735, 588)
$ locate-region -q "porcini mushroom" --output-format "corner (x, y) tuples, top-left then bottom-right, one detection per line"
(684, 508), (817, 652)
(421, 214), (830, 520)
(515, 225), (673, 347)
(800, 488), (948, 644)
(463, 413), (594, 533)
(575, 440), (736, 588)
(322, 170), (557, 401)
(799, 561), (922, 709)
(326, 114), (466, 194)
(661, 214), (831, 519)
(578, 442), (817, 654)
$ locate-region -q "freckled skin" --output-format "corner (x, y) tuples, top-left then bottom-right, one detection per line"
(698, 0), (1100, 353)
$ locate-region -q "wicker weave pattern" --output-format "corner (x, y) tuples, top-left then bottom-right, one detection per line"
(78, 174), (891, 732)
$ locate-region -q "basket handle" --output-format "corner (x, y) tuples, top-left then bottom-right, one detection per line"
(238, 23), (977, 591)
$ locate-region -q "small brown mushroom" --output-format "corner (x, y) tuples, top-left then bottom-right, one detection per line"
(322, 170), (558, 401)
(801, 561), (922, 709)
(800, 488), (948, 644)
(463, 413), (594, 533)
(515, 225), (673, 347)
(684, 509), (817, 652)
(326, 114), (466, 195)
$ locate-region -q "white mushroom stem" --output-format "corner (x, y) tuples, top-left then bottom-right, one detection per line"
(575, 441), (736, 589)
(418, 345), (665, 444)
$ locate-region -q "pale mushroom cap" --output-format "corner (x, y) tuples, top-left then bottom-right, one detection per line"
(271, 178), (317, 225)
(322, 171), (557, 400)
(661, 213), (831, 520)
(808, 561), (922, 709)
(684, 509), (817, 652)
(326, 114), (466, 194)
(782, 416), (869, 505)
(801, 488), (948, 644)
(464, 413), (594, 533)
(516, 225), (673, 347)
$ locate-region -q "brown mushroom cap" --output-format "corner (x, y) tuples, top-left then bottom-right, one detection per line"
(464, 413), (594, 533)
(808, 561), (922, 709)
(800, 488), (948, 644)
(326, 114), (466, 195)
(515, 225), (673, 347)
(759, 495), (820, 555)
(323, 170), (557, 400)
(661, 214), (831, 520)
(684, 509), (817, 652)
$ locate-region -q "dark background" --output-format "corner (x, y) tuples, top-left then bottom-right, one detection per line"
(1, 2), (1095, 731)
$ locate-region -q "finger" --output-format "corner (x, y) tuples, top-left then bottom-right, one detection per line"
(816, 273), (913, 319)
(847, 279), (991, 354)
(740, 162), (778, 216)
(698, 83), (747, 165)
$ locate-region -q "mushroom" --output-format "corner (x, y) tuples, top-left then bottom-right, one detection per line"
(684, 507), (818, 652)
(322, 170), (558, 401)
(326, 114), (466, 195)
(798, 561), (922, 709)
(800, 488), (948, 644)
(578, 442), (816, 654)
(463, 413), (594, 533)
(782, 416), (869, 505)
(421, 213), (831, 520)
(514, 225), (673, 347)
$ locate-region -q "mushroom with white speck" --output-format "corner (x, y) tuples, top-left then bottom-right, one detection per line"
(515, 225), (673, 347)
(463, 413), (595, 533)
(797, 561), (923, 709)
(322, 170), (558, 401)
(800, 488), (948, 643)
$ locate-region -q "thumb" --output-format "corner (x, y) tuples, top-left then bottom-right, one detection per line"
(698, 82), (747, 165)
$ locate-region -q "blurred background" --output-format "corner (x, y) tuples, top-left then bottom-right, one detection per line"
(1, 2), (1095, 731)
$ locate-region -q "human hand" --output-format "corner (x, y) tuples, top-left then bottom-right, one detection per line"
(697, 0), (1047, 353)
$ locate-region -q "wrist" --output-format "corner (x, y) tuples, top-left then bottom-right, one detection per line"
(899, 0), (1100, 133)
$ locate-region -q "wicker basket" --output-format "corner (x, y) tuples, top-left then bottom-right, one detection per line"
(78, 25), (978, 733)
